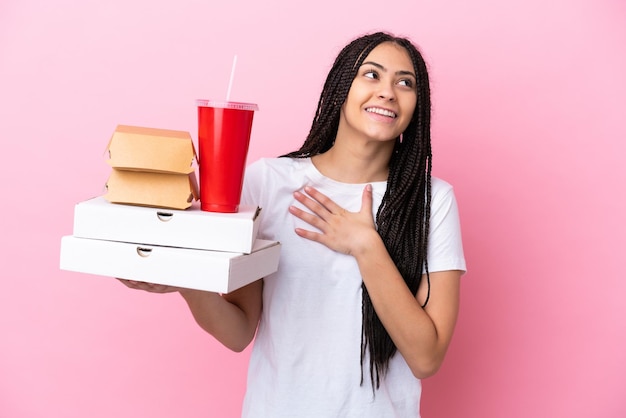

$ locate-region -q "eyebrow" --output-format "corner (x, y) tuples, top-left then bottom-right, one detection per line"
(361, 61), (416, 79)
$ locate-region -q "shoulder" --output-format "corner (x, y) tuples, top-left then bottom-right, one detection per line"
(243, 157), (310, 203)
(246, 157), (310, 179)
(430, 176), (456, 203)
(247, 156), (294, 170)
(431, 176), (454, 194)
(429, 176), (461, 223)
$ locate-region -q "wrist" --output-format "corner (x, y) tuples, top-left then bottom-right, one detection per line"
(351, 229), (385, 259)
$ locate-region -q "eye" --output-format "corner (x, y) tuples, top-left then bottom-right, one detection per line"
(363, 69), (379, 80)
(397, 78), (414, 88)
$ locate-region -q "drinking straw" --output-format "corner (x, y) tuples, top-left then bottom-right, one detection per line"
(226, 55), (238, 101)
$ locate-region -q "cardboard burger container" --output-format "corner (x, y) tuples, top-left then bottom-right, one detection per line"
(60, 236), (281, 294)
(105, 169), (198, 210)
(104, 125), (199, 209)
(73, 196), (261, 254)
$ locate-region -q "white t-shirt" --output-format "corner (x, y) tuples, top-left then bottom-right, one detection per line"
(240, 157), (466, 418)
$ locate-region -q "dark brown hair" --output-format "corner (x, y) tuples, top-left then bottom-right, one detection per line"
(282, 31), (432, 389)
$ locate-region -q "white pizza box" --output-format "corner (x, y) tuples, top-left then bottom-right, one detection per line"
(73, 196), (261, 254)
(60, 236), (281, 294)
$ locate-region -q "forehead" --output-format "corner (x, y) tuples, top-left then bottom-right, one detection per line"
(361, 42), (413, 69)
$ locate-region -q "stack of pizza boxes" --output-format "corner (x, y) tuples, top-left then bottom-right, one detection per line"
(60, 125), (280, 293)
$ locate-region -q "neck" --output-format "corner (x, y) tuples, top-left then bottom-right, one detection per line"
(311, 139), (394, 184)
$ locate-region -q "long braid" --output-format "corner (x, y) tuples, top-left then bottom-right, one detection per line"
(282, 32), (433, 390)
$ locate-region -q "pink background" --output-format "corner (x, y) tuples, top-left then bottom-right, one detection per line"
(1, 0), (625, 417)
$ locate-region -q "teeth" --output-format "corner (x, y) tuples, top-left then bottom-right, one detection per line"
(366, 107), (396, 118)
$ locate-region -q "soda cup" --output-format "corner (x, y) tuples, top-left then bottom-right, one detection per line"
(196, 100), (259, 213)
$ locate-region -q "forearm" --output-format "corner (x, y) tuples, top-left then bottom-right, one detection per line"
(354, 232), (457, 378)
(179, 280), (262, 352)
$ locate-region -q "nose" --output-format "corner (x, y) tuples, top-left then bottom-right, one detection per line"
(377, 82), (396, 101)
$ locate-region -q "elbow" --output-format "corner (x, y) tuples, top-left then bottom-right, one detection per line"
(406, 340), (454, 379)
(409, 356), (444, 379)
(228, 343), (250, 353)
(196, 324), (255, 353)
(222, 330), (256, 353)
(227, 336), (254, 353)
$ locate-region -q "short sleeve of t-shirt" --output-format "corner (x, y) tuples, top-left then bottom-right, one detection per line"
(427, 177), (467, 274)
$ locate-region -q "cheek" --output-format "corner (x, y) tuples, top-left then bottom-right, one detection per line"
(402, 100), (417, 126)
(406, 95), (417, 113)
(341, 97), (362, 120)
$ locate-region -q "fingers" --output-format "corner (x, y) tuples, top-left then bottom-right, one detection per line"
(292, 185), (373, 220)
(293, 224), (324, 243)
(118, 278), (139, 288)
(289, 185), (377, 255)
(117, 278), (179, 293)
(289, 187), (339, 244)
(289, 202), (326, 232)
(291, 189), (336, 230)
(298, 186), (343, 218)
(361, 184), (373, 215)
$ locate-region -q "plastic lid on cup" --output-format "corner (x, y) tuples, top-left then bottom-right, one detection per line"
(196, 100), (259, 111)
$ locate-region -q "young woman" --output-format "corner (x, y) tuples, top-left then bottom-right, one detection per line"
(121, 31), (466, 417)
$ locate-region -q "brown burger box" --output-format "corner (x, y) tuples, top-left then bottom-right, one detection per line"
(104, 125), (199, 209)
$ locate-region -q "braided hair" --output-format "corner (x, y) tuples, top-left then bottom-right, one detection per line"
(282, 32), (432, 389)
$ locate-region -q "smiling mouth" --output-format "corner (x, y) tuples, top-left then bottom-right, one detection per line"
(365, 107), (397, 118)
